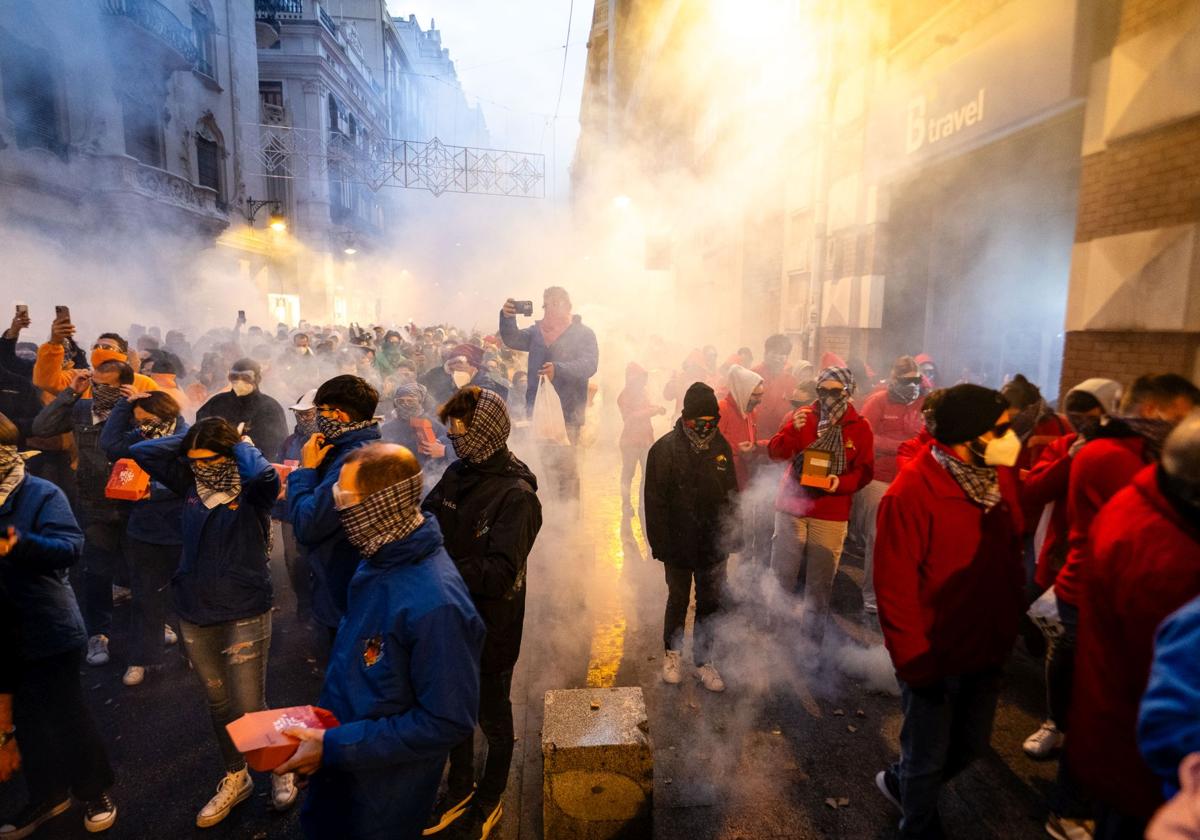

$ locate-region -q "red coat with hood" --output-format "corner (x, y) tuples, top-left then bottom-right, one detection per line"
(874, 443), (1025, 686)
(1021, 432), (1077, 591)
(860, 389), (925, 484)
(1068, 465), (1200, 821)
(751, 363), (796, 440)
(718, 365), (769, 491)
(768, 402), (874, 521)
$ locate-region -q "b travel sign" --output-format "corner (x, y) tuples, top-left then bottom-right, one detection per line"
(866, 0), (1083, 177)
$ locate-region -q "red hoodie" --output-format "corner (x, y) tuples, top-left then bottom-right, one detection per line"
(860, 389), (925, 483)
(767, 402), (874, 521)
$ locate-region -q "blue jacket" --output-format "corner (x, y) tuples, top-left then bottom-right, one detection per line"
(131, 437), (279, 626)
(498, 312), (598, 428)
(1139, 593), (1200, 800)
(271, 429), (307, 522)
(0, 474), (86, 661)
(288, 425), (382, 629)
(99, 398), (188, 546)
(379, 414), (453, 484)
(302, 517), (484, 840)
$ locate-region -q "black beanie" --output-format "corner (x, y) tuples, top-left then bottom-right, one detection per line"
(933, 384), (1008, 445)
(682, 382), (720, 419)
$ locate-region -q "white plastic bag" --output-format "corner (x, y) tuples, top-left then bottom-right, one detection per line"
(1027, 585), (1064, 641)
(532, 375), (571, 446)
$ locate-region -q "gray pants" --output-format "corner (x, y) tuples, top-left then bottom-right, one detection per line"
(852, 479), (890, 611)
(180, 611), (272, 772)
(771, 511), (849, 643)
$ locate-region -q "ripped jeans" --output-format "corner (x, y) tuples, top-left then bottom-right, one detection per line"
(180, 611), (272, 771)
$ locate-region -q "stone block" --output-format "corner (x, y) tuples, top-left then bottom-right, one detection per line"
(542, 687), (653, 840)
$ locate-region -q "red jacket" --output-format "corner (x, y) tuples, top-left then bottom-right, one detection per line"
(717, 393), (767, 491)
(860, 390), (925, 484)
(896, 428), (933, 474)
(1055, 435), (1150, 605)
(1022, 433), (1076, 590)
(874, 445), (1025, 686)
(1019, 412), (1071, 473)
(752, 364), (797, 442)
(1067, 466), (1200, 820)
(767, 402), (874, 522)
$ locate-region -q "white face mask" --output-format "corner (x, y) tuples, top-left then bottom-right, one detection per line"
(451, 370), (471, 388)
(981, 429), (1021, 467)
(230, 380), (255, 398)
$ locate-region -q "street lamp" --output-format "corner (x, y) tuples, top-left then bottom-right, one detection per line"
(244, 197), (287, 232)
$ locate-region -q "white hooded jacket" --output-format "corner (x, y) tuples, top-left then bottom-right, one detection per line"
(727, 364), (764, 418)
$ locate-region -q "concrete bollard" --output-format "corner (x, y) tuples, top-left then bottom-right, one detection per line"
(542, 687), (653, 839)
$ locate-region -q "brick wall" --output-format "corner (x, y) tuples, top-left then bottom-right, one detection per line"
(1058, 330), (1200, 401)
(1074, 114), (1200, 242)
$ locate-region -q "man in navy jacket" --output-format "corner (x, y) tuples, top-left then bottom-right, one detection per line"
(287, 376), (382, 638)
(276, 443), (484, 840)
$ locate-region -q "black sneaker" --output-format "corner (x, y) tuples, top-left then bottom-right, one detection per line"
(423, 787), (475, 836)
(875, 769), (902, 812)
(84, 793), (117, 833)
(0, 798), (72, 839)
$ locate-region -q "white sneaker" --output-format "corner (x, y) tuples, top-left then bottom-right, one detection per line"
(163, 625), (178, 646)
(1045, 814), (1094, 840)
(86, 635), (110, 666)
(271, 772), (298, 812)
(196, 768), (253, 828)
(1023, 721), (1065, 760)
(696, 662), (726, 693)
(662, 650), (683, 685)
(122, 666), (145, 687)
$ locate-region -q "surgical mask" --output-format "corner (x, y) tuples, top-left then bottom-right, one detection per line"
(451, 370), (471, 388)
(976, 429), (1021, 467)
(230, 380), (255, 397)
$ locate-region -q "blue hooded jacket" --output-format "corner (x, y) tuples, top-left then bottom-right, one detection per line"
(99, 397), (189, 546)
(301, 517), (484, 840)
(0, 473), (85, 661)
(132, 436), (279, 626)
(287, 424), (382, 629)
(498, 311), (598, 428)
(271, 428), (307, 522)
(1139, 593), (1200, 800)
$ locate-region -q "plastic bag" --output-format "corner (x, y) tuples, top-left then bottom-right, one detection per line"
(1027, 585), (1064, 641)
(532, 374), (571, 446)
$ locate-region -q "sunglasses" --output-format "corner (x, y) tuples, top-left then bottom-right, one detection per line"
(816, 387), (846, 398)
(898, 376), (922, 385)
(991, 422), (1013, 437)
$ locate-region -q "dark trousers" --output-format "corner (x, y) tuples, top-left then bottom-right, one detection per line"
(1048, 598), (1090, 817)
(81, 519), (125, 638)
(123, 536), (179, 667)
(663, 561), (726, 665)
(279, 521), (313, 620)
(892, 670), (1002, 839)
(14, 648), (115, 804)
(180, 612), (272, 772)
(448, 669), (514, 805)
(1094, 803), (1148, 840)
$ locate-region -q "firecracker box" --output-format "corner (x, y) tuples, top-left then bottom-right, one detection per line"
(799, 448), (833, 488)
(225, 706), (339, 772)
(105, 458), (151, 501)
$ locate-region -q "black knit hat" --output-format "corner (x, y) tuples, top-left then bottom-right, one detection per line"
(682, 382), (720, 419)
(933, 384), (1008, 445)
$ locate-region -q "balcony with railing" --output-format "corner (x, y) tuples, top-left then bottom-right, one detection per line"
(101, 0), (200, 70)
(255, 0), (303, 20)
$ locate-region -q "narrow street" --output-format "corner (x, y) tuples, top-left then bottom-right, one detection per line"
(4, 435), (1055, 839)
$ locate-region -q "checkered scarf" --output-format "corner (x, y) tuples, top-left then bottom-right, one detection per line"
(804, 366), (855, 476)
(0, 445), (25, 509)
(192, 459), (242, 509)
(138, 417), (177, 440)
(932, 446), (1001, 511)
(90, 383), (122, 420)
(316, 414), (379, 441)
(449, 388), (511, 464)
(337, 472), (425, 557)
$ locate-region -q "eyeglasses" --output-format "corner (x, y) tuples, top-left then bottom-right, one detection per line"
(816, 387), (846, 398)
(991, 422), (1013, 437)
(331, 484), (363, 510)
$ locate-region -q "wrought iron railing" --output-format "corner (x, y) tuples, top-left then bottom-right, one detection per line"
(255, 0), (302, 19)
(101, 0), (200, 66)
(318, 6), (337, 35)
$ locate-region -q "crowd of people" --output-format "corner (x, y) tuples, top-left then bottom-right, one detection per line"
(1, 289), (1198, 840)
(621, 332), (1200, 840)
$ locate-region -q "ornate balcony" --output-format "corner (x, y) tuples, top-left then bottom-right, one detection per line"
(93, 154), (230, 234)
(100, 0), (200, 70)
(255, 0), (303, 21)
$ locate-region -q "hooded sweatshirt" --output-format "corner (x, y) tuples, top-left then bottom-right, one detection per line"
(718, 365), (766, 491)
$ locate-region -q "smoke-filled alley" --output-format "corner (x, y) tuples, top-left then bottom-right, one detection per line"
(1, 2), (1199, 840)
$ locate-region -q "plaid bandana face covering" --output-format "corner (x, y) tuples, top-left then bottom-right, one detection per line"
(0, 445), (25, 508)
(138, 418), (176, 439)
(192, 459), (241, 508)
(316, 413), (377, 441)
(448, 389), (511, 464)
(90, 383), (122, 418)
(932, 446), (1001, 511)
(337, 472), (424, 557)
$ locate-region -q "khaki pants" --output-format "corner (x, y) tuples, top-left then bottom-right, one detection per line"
(771, 511), (849, 643)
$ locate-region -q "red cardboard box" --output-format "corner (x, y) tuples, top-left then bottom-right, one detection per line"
(105, 458), (151, 501)
(225, 706), (340, 772)
(273, 460), (299, 500)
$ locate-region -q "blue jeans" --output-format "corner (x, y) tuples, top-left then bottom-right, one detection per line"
(180, 611), (272, 771)
(892, 670), (1003, 839)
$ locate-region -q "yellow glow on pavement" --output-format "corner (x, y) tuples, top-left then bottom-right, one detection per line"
(584, 476), (630, 688)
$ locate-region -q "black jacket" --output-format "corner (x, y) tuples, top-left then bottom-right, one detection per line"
(422, 448), (542, 674)
(196, 389), (288, 464)
(32, 389), (126, 525)
(644, 421), (740, 569)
